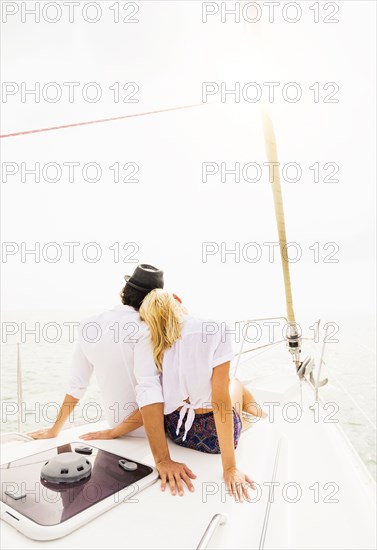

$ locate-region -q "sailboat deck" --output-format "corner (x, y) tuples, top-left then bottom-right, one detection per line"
(1, 376), (375, 550)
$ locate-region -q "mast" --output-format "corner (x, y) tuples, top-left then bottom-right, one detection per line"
(244, 0), (302, 369)
(261, 110), (302, 369)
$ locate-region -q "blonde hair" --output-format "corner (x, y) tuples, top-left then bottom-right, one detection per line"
(139, 289), (186, 372)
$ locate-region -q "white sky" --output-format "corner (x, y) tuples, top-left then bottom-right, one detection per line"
(1, 1), (376, 322)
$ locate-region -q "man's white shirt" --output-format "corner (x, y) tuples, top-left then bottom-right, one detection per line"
(66, 304), (157, 436)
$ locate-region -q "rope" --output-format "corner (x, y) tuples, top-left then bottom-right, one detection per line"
(0, 103), (203, 139)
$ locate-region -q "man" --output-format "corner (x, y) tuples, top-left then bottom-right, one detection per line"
(29, 264), (195, 495)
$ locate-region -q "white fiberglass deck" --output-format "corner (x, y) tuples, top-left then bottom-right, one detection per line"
(1, 375), (375, 550)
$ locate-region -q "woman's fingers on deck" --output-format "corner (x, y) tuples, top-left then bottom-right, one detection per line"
(168, 474), (177, 496)
(224, 470), (256, 502)
(181, 472), (195, 492)
(184, 465), (197, 479)
(242, 475), (255, 501)
(228, 482), (239, 502)
(230, 481), (251, 503)
(245, 474), (256, 490)
(226, 482), (237, 500)
(242, 482), (252, 502)
(157, 460), (196, 495)
(174, 474), (185, 496)
(160, 474), (167, 492)
(235, 482), (243, 503)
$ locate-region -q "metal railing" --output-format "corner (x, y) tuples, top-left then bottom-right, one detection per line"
(231, 317), (333, 407)
(233, 316), (288, 376)
(196, 513), (227, 550)
(11, 318), (330, 434)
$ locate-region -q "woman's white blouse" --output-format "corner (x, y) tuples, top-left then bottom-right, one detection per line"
(135, 316), (234, 441)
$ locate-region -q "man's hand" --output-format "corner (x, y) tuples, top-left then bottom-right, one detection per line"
(223, 467), (255, 503)
(28, 394), (80, 440)
(80, 429), (115, 441)
(156, 458), (196, 496)
(28, 428), (59, 440)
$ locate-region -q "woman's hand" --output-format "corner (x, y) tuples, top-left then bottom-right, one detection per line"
(223, 467), (255, 502)
(80, 429), (115, 440)
(156, 458), (196, 496)
(28, 428), (59, 439)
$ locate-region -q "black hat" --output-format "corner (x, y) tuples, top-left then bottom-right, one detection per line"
(124, 264), (164, 293)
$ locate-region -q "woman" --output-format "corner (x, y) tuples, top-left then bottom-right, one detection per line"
(136, 289), (267, 502)
(82, 290), (266, 501)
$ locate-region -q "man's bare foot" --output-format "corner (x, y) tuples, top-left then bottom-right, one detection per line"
(241, 413), (254, 431)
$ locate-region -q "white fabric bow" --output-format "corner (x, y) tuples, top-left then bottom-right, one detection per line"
(176, 403), (196, 441)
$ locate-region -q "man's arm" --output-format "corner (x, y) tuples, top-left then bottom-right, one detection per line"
(140, 403), (196, 496)
(29, 342), (93, 439)
(29, 394), (79, 439)
(80, 408), (143, 440)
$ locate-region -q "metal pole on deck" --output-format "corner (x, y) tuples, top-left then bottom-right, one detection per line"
(16, 342), (24, 433)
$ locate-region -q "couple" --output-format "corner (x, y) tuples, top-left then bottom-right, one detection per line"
(30, 264), (266, 502)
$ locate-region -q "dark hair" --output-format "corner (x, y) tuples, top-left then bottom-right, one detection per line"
(120, 284), (149, 311)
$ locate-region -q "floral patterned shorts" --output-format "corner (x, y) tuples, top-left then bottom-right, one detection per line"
(164, 407), (242, 454)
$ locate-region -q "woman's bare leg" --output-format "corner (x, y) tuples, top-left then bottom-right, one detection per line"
(229, 378), (267, 419)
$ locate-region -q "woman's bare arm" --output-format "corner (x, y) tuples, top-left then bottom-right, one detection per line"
(211, 362), (255, 502)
